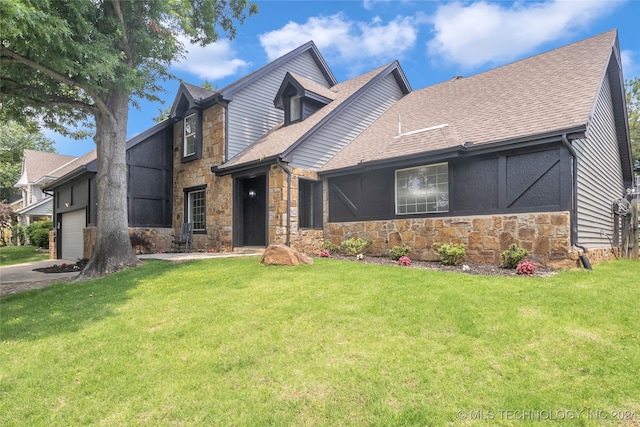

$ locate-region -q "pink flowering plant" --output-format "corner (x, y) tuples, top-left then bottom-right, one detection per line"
(319, 249), (331, 258)
(398, 256), (412, 266)
(516, 260), (536, 275)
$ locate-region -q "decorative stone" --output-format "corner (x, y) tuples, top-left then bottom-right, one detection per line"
(261, 244), (314, 266)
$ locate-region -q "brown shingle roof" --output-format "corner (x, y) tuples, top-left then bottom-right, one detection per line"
(217, 64), (392, 170)
(19, 149), (77, 184)
(322, 30), (617, 172)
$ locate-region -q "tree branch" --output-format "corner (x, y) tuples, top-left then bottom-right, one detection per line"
(111, 0), (134, 67)
(0, 44), (111, 117)
(1, 77), (97, 113)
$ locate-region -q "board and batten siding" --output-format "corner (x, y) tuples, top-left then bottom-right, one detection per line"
(226, 52), (331, 160)
(573, 75), (624, 247)
(289, 73), (405, 170)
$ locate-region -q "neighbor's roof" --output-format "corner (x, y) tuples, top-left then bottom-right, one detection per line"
(322, 29), (618, 172)
(15, 150), (78, 187)
(218, 62), (403, 170)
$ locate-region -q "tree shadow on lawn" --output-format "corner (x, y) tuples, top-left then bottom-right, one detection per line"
(0, 260), (174, 342)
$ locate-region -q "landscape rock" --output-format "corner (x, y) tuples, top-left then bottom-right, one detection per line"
(261, 244), (314, 266)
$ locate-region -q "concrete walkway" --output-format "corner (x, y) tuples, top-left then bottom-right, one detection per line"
(0, 251), (263, 297)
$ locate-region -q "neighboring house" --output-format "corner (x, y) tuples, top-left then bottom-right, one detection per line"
(14, 149), (79, 226)
(49, 30), (634, 267)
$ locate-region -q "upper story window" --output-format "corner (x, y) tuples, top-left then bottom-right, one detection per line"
(184, 113), (197, 157)
(289, 95), (301, 123)
(395, 163), (449, 214)
(182, 111), (202, 162)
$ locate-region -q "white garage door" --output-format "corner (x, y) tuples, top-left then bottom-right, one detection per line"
(61, 209), (86, 260)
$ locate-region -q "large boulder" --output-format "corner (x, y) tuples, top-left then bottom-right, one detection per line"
(261, 244), (314, 266)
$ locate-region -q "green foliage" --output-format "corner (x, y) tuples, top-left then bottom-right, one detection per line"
(436, 242), (466, 265)
(0, 121), (56, 202)
(321, 241), (340, 254)
(10, 224), (26, 246)
(390, 244), (411, 260)
(26, 220), (53, 249)
(500, 243), (529, 269)
(343, 237), (371, 256)
(626, 77), (640, 173)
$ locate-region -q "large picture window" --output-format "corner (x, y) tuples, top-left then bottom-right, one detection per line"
(395, 163), (449, 214)
(184, 113), (197, 157)
(187, 188), (206, 231)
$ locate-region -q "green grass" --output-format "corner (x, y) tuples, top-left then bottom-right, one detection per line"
(0, 245), (49, 266)
(1, 257), (639, 426)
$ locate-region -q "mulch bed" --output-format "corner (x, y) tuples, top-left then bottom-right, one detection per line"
(330, 255), (557, 277)
(33, 259), (88, 274)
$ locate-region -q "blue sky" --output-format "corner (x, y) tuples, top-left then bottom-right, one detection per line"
(51, 0), (640, 156)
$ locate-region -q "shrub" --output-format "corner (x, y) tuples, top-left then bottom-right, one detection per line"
(516, 260), (536, 275)
(436, 242), (466, 265)
(501, 243), (529, 269)
(398, 256), (412, 266)
(390, 244), (411, 261)
(321, 241), (340, 255)
(343, 237), (371, 256)
(11, 225), (26, 246)
(318, 249), (330, 257)
(130, 232), (151, 254)
(26, 220), (53, 248)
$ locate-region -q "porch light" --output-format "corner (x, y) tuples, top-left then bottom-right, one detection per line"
(248, 190), (257, 198)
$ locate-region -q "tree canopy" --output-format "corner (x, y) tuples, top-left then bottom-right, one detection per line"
(0, 0), (257, 276)
(0, 121), (56, 202)
(625, 77), (640, 173)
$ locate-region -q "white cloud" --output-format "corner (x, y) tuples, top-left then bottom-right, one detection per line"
(171, 38), (250, 80)
(259, 13), (417, 65)
(427, 0), (620, 69)
(621, 50), (638, 79)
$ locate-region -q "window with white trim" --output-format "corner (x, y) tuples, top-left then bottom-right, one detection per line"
(184, 113), (197, 157)
(395, 163), (449, 214)
(187, 189), (206, 231)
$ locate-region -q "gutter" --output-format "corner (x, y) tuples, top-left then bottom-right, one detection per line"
(561, 134), (592, 269)
(276, 157), (292, 246)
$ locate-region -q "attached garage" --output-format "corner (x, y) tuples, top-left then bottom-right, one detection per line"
(60, 209), (86, 260)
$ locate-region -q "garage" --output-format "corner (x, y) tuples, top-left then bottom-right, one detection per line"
(61, 209), (86, 260)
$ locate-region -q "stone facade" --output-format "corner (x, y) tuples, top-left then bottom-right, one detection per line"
(82, 227), (174, 259)
(173, 104), (233, 252)
(268, 165), (325, 254)
(324, 211), (591, 268)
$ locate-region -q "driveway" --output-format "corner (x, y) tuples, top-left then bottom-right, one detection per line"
(0, 259), (79, 297)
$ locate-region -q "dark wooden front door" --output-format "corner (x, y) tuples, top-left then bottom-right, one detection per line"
(238, 175), (267, 246)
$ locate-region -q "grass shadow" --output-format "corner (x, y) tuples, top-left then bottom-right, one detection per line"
(0, 260), (174, 342)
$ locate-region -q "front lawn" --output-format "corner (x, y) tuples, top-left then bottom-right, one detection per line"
(0, 245), (49, 266)
(1, 257), (638, 426)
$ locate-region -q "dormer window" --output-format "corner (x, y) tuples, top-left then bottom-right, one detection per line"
(289, 95), (301, 123)
(275, 72), (335, 127)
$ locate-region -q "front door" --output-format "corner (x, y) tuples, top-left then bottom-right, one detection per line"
(236, 175), (267, 247)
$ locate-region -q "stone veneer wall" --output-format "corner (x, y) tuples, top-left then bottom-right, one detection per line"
(268, 164), (325, 254)
(83, 227), (174, 259)
(173, 104), (233, 252)
(324, 211), (596, 268)
(49, 230), (56, 259)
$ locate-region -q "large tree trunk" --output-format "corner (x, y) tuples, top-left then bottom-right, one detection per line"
(80, 90), (139, 277)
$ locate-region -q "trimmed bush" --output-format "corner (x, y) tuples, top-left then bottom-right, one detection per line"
(436, 243), (466, 266)
(390, 244), (411, 261)
(343, 237), (371, 256)
(321, 241), (340, 255)
(26, 220), (53, 248)
(501, 243), (529, 269)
